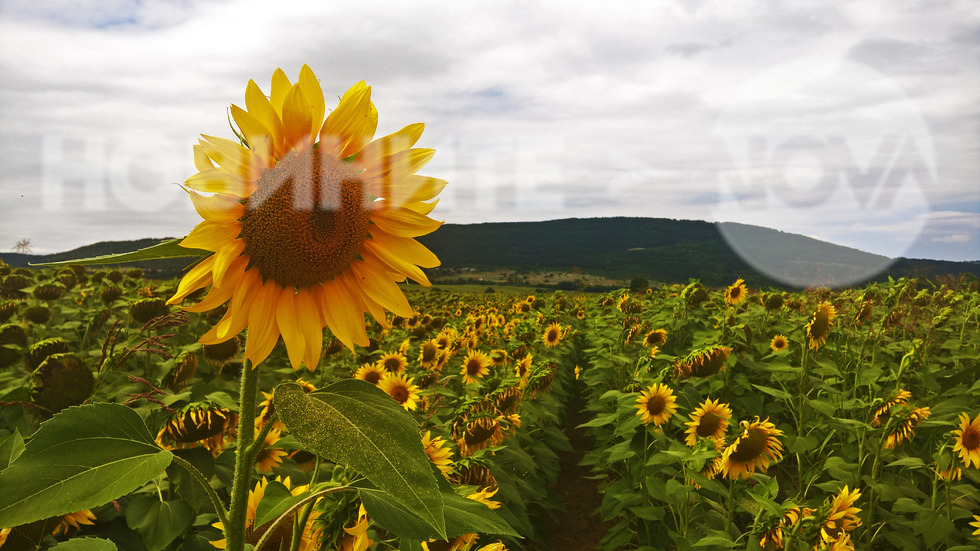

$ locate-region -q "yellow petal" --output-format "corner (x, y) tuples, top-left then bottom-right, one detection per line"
(362, 242), (431, 286)
(180, 220), (240, 252)
(186, 189), (244, 222)
(193, 144), (215, 171)
(295, 288), (323, 371)
(403, 198), (440, 216)
(270, 68), (292, 118)
(276, 289), (305, 371)
(358, 148), (435, 182)
(319, 81), (377, 158)
(370, 206), (442, 237)
(230, 104), (274, 168)
(185, 167), (255, 197)
(368, 226), (440, 268)
(298, 65), (325, 142)
(210, 269), (258, 342)
(354, 123), (425, 172)
(245, 79), (284, 157)
(318, 278), (368, 350)
(244, 279), (282, 366)
(212, 239), (245, 288)
(364, 174), (446, 206)
(199, 136), (260, 181)
(281, 84), (314, 152)
(168, 256), (214, 304)
(351, 261), (413, 318)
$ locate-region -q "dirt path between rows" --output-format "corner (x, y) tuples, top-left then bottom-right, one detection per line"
(541, 387), (615, 550)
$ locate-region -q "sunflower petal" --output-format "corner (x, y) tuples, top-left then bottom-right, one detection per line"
(281, 85), (314, 152)
(244, 279), (282, 366)
(370, 206), (443, 237)
(230, 104), (274, 168)
(199, 135), (259, 181)
(354, 123), (425, 172)
(362, 242), (431, 286)
(358, 148), (435, 182)
(365, 174), (447, 206)
(351, 260), (413, 318)
(319, 277), (368, 350)
(295, 287), (323, 371)
(212, 239), (245, 288)
(320, 81), (377, 158)
(369, 226), (441, 268)
(276, 289), (305, 371)
(298, 64), (325, 142)
(168, 256), (214, 304)
(193, 144), (215, 171)
(270, 68), (292, 118)
(245, 79), (284, 156)
(185, 167), (255, 197)
(180, 220), (240, 253)
(186, 189), (244, 222)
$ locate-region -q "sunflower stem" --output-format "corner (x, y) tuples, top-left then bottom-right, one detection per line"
(227, 358), (259, 551)
(171, 453), (230, 529)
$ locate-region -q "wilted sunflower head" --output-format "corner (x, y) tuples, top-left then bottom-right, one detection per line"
(31, 353), (94, 414)
(156, 403), (238, 456)
(675, 346), (731, 379)
(806, 302), (836, 350)
(167, 66), (445, 371)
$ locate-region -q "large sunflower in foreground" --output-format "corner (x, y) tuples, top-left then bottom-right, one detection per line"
(952, 412), (980, 469)
(718, 417), (784, 480)
(168, 65), (444, 370)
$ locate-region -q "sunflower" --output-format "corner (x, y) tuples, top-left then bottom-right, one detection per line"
(684, 398), (732, 449)
(211, 476), (320, 550)
(460, 349), (491, 384)
(422, 430), (454, 478)
(953, 412), (980, 469)
(515, 353), (533, 379)
(418, 339), (441, 369)
(51, 510), (97, 536)
(254, 428), (288, 473)
(770, 334), (789, 353)
(643, 328), (668, 349)
(805, 302), (836, 350)
(971, 515), (980, 542)
(378, 371), (421, 411)
(378, 351), (408, 374)
(635, 383), (678, 427)
(338, 503), (373, 551)
(354, 362), (386, 385)
(466, 487), (501, 510)
(758, 506), (814, 550)
(819, 486), (862, 545)
(871, 389), (911, 427)
(675, 346), (731, 379)
(884, 406), (930, 449)
(718, 417), (784, 480)
(575, 309), (585, 320)
(156, 403), (238, 456)
(167, 65), (445, 371)
(725, 278), (748, 306)
(542, 322), (563, 347)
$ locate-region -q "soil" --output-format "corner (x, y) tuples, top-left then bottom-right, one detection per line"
(541, 391), (615, 550)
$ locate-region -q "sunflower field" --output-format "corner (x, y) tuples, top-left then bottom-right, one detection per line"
(1, 66), (979, 551)
(1, 258), (979, 550)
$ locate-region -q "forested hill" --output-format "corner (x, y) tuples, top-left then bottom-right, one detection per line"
(2, 217), (978, 288)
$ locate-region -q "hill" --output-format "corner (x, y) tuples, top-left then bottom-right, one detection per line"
(2, 218), (977, 288)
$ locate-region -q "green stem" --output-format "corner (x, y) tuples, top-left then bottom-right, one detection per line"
(226, 358), (259, 551)
(171, 454), (230, 529)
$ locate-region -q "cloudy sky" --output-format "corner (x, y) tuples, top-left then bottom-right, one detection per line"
(1, 0), (978, 267)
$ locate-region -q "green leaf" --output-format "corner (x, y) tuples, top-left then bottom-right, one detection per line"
(253, 481), (310, 528)
(886, 457), (926, 469)
(693, 530), (735, 547)
(751, 384), (791, 400)
(358, 477), (517, 541)
(0, 429), (25, 468)
(49, 538), (119, 550)
(125, 496), (196, 551)
(274, 380), (446, 538)
(30, 239), (208, 267)
(0, 403), (173, 529)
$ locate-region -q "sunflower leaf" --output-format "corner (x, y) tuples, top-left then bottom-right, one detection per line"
(29, 239), (209, 267)
(274, 380), (447, 538)
(0, 403), (173, 529)
(49, 538), (119, 550)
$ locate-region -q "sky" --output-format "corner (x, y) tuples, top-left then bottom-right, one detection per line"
(1, 0), (978, 275)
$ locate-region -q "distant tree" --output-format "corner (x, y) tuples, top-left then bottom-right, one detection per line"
(13, 239), (31, 254)
(630, 275), (649, 293)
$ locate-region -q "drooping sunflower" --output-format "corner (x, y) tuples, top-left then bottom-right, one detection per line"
(758, 506), (814, 550)
(338, 503), (373, 551)
(718, 417), (784, 480)
(542, 322), (563, 348)
(156, 403), (238, 456)
(884, 406), (930, 449)
(51, 510), (97, 536)
(422, 430), (454, 478)
(769, 334), (789, 353)
(635, 383), (678, 427)
(725, 278), (748, 306)
(378, 371), (421, 411)
(466, 487), (501, 510)
(460, 349), (491, 384)
(952, 411), (980, 469)
(167, 65), (444, 371)
(818, 486), (862, 546)
(675, 346), (731, 379)
(871, 389), (911, 427)
(805, 302), (836, 350)
(643, 328), (668, 349)
(354, 362), (386, 385)
(684, 398), (732, 449)
(211, 476), (321, 550)
(254, 428), (289, 473)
